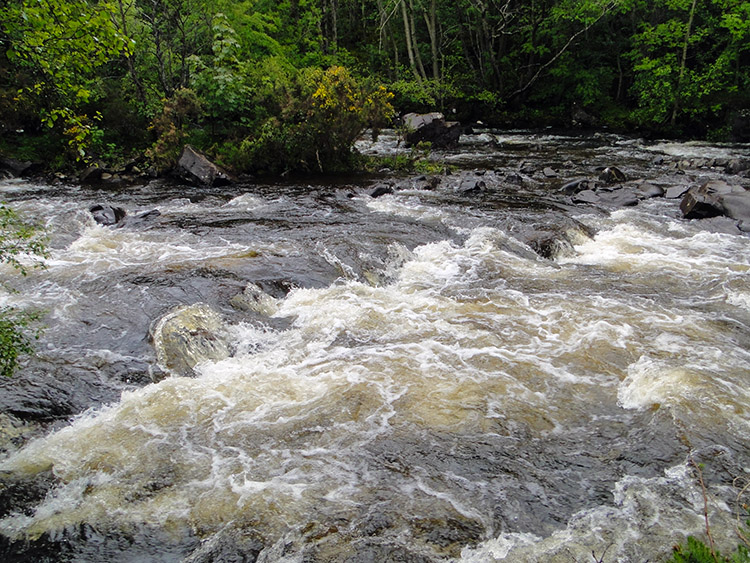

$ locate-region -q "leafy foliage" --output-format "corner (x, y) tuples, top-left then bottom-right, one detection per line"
(0, 205), (47, 377)
(0, 308), (41, 378)
(146, 88), (202, 170)
(226, 66), (394, 175)
(670, 535), (750, 562)
(2, 0), (129, 160)
(1, 0), (750, 171)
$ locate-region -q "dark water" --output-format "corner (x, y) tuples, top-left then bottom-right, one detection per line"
(1, 131), (749, 562)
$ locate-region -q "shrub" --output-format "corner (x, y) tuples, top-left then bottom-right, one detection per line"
(0, 204), (46, 377)
(226, 66), (394, 175)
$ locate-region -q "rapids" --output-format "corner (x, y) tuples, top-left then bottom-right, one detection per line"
(1, 130), (749, 562)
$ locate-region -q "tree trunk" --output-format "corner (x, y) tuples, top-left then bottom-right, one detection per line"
(401, 0), (422, 81)
(115, 0), (147, 105)
(671, 0), (698, 126)
(422, 0), (439, 80)
(408, 0), (427, 80)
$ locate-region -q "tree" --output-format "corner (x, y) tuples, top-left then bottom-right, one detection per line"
(1, 0), (130, 160)
(629, 0), (750, 134)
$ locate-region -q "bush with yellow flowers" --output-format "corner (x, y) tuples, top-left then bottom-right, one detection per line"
(226, 66), (394, 175)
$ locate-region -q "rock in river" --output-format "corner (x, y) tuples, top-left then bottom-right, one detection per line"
(176, 145), (232, 187)
(150, 303), (232, 378)
(679, 180), (746, 220)
(90, 203), (127, 226)
(402, 112), (462, 148)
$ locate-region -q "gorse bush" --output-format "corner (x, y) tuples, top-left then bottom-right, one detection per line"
(224, 66), (394, 175)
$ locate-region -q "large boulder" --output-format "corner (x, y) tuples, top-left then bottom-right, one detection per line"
(679, 180), (744, 220)
(719, 191), (750, 226)
(176, 145), (232, 187)
(679, 185), (724, 219)
(150, 303), (232, 378)
(402, 112), (462, 148)
(0, 157), (40, 178)
(679, 180), (750, 223)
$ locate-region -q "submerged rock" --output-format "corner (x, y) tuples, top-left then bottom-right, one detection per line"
(370, 185), (394, 198)
(560, 178), (591, 195)
(230, 283), (279, 316)
(183, 525), (264, 563)
(150, 303), (232, 378)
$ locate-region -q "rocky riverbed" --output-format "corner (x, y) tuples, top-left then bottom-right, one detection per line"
(1, 129), (749, 562)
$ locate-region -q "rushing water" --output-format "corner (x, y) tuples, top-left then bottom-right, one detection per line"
(1, 131), (750, 562)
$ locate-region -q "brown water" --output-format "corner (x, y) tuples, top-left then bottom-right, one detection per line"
(1, 131), (749, 562)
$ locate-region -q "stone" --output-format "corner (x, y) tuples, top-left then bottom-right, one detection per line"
(150, 303), (232, 378)
(230, 283), (279, 316)
(598, 188), (639, 207)
(89, 204), (126, 226)
(176, 145), (232, 187)
(572, 190), (601, 204)
(598, 166), (626, 184)
(665, 185), (690, 199)
(725, 159), (750, 175)
(80, 165), (106, 184)
(637, 183), (665, 199)
(524, 231), (575, 259)
(0, 157), (39, 178)
(542, 167), (557, 178)
(571, 105), (597, 128)
(719, 191), (750, 223)
(423, 176), (441, 190)
(370, 185), (394, 198)
(402, 112), (462, 148)
(560, 178), (590, 195)
(458, 179), (486, 196)
(89, 205), (161, 228)
(679, 184), (724, 219)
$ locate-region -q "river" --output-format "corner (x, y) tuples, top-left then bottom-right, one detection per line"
(1, 130), (749, 562)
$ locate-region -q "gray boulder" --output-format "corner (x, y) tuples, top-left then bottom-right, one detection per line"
(176, 145), (232, 186)
(0, 157), (40, 178)
(719, 191), (750, 224)
(679, 181), (750, 222)
(402, 112), (462, 148)
(679, 184), (724, 219)
(89, 204), (161, 228)
(665, 185), (690, 199)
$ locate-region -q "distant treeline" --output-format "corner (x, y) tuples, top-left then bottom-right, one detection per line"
(1, 0), (748, 173)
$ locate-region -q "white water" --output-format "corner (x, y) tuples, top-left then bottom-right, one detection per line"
(1, 136), (750, 561)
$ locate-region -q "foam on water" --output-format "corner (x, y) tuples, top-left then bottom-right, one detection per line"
(2, 168), (750, 559)
(460, 463), (739, 562)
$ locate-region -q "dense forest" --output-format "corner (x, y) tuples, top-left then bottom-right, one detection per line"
(0, 0), (749, 175)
